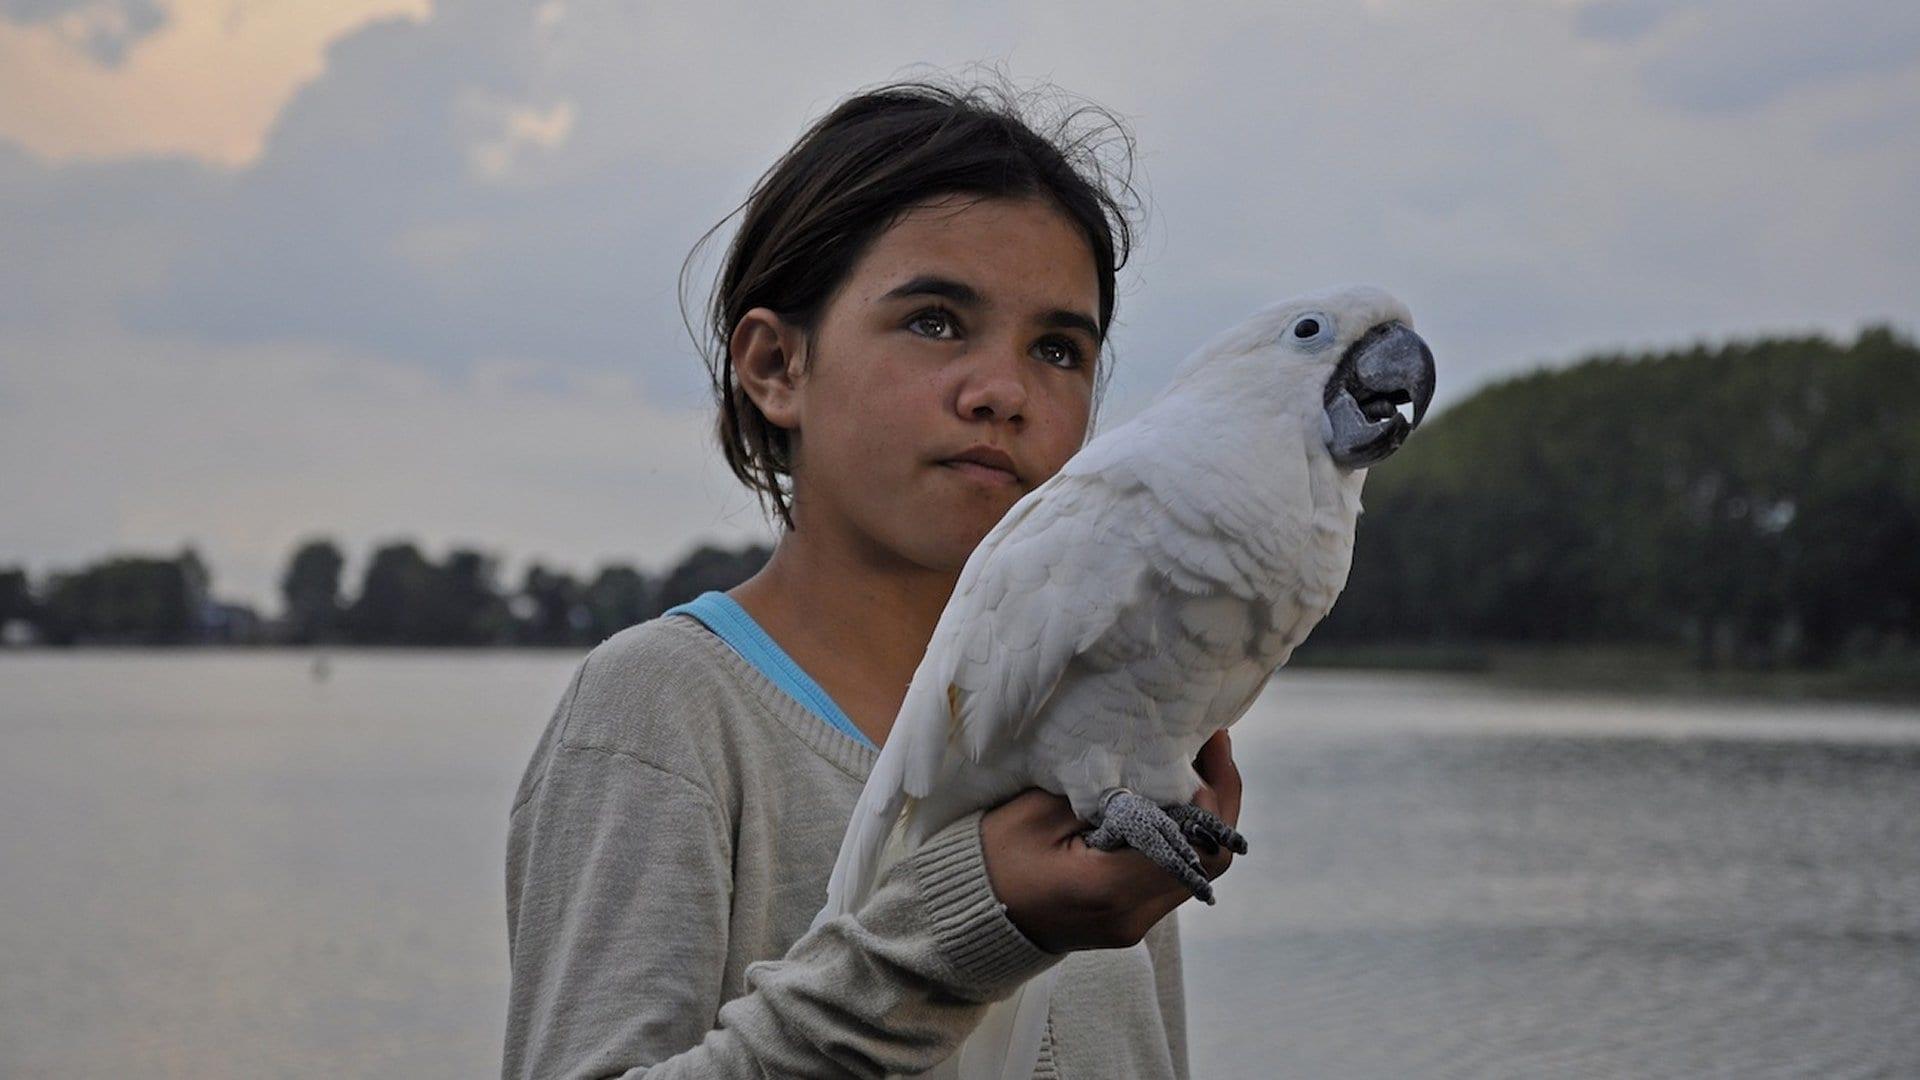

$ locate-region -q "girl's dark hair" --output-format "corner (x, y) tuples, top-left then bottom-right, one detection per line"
(680, 74), (1141, 531)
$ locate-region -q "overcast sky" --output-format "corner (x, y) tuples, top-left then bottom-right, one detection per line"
(4, 0), (1916, 610)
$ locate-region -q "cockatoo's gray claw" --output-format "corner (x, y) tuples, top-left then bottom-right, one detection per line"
(1167, 803), (1249, 856)
(1084, 789), (1216, 904)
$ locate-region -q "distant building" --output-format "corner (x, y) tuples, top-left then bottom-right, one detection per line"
(197, 600), (263, 644)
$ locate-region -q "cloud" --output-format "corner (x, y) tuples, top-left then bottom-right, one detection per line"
(0, 326), (773, 608)
(469, 99), (576, 183)
(0, 0), (166, 66)
(6, 0), (1916, 399)
(1572, 0), (1683, 43)
(3, 0), (1917, 598)
(0, 136), (224, 332)
(0, 0), (427, 165)
(1576, 0), (1920, 112)
(105, 2), (1087, 390)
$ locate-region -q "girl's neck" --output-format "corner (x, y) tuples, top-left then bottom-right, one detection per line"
(726, 526), (956, 748)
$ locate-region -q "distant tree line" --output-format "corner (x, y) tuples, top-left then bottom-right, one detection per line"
(1, 551), (222, 646)
(5, 326), (1912, 666)
(1312, 324), (1918, 668)
(0, 539), (770, 647)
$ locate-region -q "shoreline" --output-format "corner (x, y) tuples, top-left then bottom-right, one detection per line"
(1290, 643), (1920, 704)
(5, 641), (1915, 705)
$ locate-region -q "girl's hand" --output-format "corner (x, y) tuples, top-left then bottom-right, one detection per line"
(979, 729), (1244, 953)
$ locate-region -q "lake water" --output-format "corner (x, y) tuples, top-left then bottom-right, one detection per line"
(1, 652), (1915, 1078)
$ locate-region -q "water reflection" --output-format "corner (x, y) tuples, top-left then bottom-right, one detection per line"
(1189, 680), (1920, 1078)
(0, 653), (1915, 1077)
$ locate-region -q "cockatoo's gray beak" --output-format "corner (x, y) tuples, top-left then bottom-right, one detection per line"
(1322, 321), (1436, 469)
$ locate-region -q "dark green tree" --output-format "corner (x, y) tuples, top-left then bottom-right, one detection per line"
(37, 550), (204, 645)
(1313, 324), (1920, 668)
(585, 564), (654, 639)
(343, 542), (510, 645)
(279, 537), (345, 644)
(656, 543), (773, 612)
(515, 563), (587, 646)
(0, 566), (38, 641)
(440, 547), (510, 645)
(347, 541), (435, 644)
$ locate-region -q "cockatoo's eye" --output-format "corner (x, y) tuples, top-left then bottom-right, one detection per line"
(1289, 312), (1335, 351)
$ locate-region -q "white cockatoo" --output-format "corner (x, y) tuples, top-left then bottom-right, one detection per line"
(812, 284), (1436, 1080)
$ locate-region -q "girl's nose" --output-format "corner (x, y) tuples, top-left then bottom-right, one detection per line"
(955, 342), (1028, 423)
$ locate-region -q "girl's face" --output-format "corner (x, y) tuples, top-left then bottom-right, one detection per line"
(758, 194), (1102, 574)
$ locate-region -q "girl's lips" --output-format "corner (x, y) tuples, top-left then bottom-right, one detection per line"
(941, 460), (1020, 486)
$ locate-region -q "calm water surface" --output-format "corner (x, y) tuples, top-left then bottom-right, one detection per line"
(1, 652), (1915, 1078)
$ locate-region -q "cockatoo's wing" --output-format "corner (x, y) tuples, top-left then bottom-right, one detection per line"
(817, 405), (1320, 923)
(924, 410), (1320, 809)
(928, 471), (1150, 773)
(813, 468), (1134, 929)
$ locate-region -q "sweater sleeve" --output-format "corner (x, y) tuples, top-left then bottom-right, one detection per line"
(503, 732), (1061, 1080)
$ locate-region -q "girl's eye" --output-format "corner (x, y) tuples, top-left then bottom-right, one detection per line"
(907, 309), (1084, 369)
(907, 308), (959, 339)
(1033, 338), (1085, 370)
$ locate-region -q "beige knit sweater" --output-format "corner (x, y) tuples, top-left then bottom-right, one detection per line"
(503, 613), (1190, 1079)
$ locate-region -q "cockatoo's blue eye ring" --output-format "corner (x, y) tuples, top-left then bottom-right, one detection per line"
(1290, 312), (1335, 350)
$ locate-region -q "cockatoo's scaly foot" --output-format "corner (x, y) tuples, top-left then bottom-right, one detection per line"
(1083, 789), (1215, 904)
(1166, 802), (1249, 856)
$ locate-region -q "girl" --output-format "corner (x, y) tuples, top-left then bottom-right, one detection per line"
(504, 78), (1242, 1079)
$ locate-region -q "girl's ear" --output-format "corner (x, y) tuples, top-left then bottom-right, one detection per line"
(730, 307), (808, 431)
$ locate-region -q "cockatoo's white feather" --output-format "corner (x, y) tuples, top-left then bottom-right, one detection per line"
(812, 285), (1422, 1080)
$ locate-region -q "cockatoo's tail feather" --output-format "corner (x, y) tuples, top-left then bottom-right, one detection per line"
(956, 965), (1058, 1080)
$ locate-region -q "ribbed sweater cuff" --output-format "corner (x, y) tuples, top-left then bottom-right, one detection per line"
(910, 811), (1063, 997)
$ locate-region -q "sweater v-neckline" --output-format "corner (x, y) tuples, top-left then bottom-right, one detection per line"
(662, 590), (880, 754)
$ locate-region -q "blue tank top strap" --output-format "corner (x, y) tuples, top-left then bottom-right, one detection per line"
(662, 590), (879, 753)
